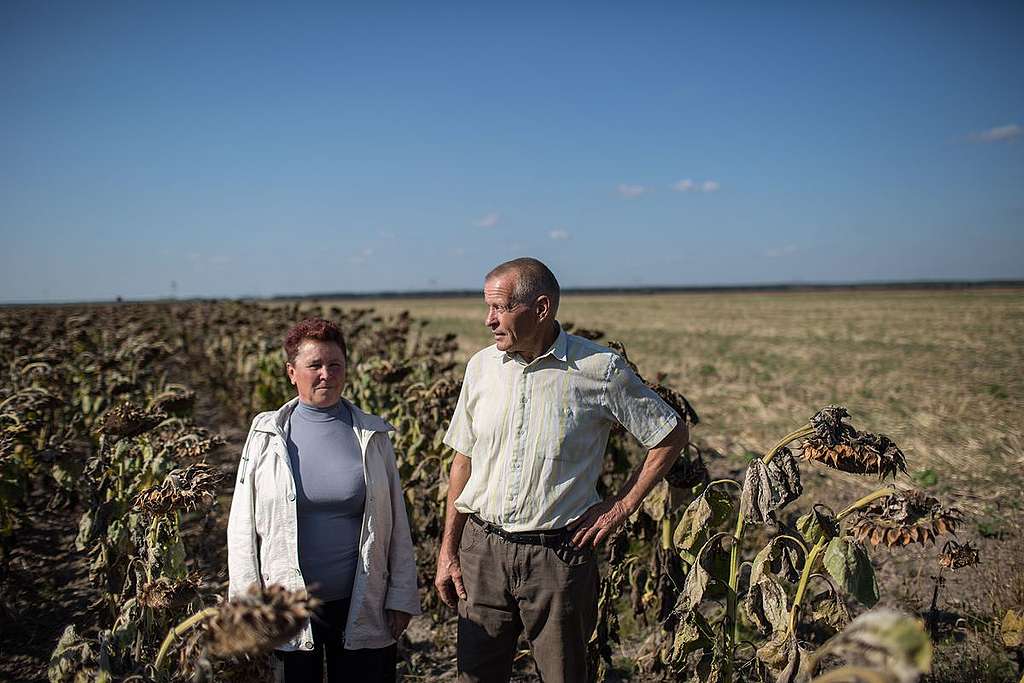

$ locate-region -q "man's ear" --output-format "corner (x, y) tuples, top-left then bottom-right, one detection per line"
(535, 294), (552, 321)
(285, 362), (296, 386)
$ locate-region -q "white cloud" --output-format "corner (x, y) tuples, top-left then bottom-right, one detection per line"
(349, 248), (374, 266)
(765, 244), (799, 258)
(475, 212), (500, 228)
(549, 229), (570, 241)
(672, 179), (720, 193)
(969, 124), (1021, 143)
(617, 184), (647, 199)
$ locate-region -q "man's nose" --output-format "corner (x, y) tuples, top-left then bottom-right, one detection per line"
(486, 309), (497, 327)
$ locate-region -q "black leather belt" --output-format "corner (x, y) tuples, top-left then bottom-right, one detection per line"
(469, 514), (569, 548)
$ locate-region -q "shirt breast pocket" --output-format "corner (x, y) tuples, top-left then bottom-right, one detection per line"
(538, 387), (593, 461)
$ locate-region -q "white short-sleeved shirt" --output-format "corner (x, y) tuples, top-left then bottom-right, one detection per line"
(443, 326), (679, 532)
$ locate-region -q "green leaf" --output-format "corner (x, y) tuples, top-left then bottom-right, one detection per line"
(797, 506), (839, 547)
(824, 536), (879, 607)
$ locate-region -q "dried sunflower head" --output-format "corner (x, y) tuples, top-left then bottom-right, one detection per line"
(801, 431), (907, 479)
(204, 585), (320, 658)
(810, 405), (857, 443)
(938, 540), (980, 570)
(138, 573), (204, 611)
(850, 490), (962, 548)
(368, 360), (414, 385)
(149, 388), (197, 418)
(133, 463), (225, 516)
(96, 402), (165, 439)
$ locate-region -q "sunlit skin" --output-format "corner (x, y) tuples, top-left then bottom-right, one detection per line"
(284, 337), (413, 637)
(483, 272), (559, 363)
(286, 339), (347, 408)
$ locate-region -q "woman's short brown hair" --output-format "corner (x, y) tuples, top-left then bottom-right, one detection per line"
(284, 318), (347, 364)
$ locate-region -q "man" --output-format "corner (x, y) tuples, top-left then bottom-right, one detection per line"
(434, 258), (689, 683)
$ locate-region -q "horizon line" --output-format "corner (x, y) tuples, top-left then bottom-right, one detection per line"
(3, 278), (1023, 308)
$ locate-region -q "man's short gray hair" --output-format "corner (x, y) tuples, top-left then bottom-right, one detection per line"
(486, 257), (561, 315)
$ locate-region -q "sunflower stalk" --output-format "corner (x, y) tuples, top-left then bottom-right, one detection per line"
(727, 421), (815, 643)
(154, 606), (218, 670)
(787, 486), (894, 634)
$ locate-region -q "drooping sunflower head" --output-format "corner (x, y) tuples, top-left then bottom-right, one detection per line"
(138, 572), (204, 611)
(96, 401), (165, 440)
(850, 490), (963, 548)
(133, 463), (225, 516)
(204, 585), (320, 658)
(801, 431), (908, 479)
(810, 405), (857, 443)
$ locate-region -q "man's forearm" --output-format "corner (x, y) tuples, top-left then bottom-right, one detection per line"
(440, 453), (472, 554)
(614, 421), (689, 514)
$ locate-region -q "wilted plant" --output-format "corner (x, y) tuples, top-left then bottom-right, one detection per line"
(154, 584), (320, 672)
(133, 463), (224, 517)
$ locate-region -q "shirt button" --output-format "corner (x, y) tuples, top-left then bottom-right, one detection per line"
(304, 641), (314, 650)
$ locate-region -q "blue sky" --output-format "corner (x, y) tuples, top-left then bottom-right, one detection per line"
(2, 2), (1022, 302)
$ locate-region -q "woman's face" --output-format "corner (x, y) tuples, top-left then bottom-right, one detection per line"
(286, 338), (347, 408)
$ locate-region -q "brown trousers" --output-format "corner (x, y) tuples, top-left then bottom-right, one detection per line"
(457, 516), (599, 683)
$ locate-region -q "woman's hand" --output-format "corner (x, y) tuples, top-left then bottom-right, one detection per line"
(386, 609), (412, 640)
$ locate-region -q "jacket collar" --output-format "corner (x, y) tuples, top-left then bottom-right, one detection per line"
(252, 396), (394, 437)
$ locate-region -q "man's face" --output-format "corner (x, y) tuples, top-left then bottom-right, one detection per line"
(484, 273), (541, 355)
(286, 339), (347, 408)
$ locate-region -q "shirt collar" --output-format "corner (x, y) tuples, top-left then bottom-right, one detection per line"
(500, 323), (568, 365)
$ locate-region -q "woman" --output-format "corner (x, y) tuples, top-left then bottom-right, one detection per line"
(227, 317), (420, 682)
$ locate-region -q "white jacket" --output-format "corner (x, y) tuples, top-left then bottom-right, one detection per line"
(227, 397), (421, 651)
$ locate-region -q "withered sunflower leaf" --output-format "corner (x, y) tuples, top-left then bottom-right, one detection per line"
(668, 610), (713, 663)
(740, 459), (777, 526)
(766, 448), (803, 510)
(751, 536), (805, 586)
(679, 558), (711, 612)
(745, 577), (789, 635)
(673, 487), (733, 554)
(809, 588), (852, 633)
(823, 537), (880, 608)
(678, 534), (728, 611)
(756, 630), (803, 683)
(1002, 609), (1024, 648)
(642, 480), (670, 522)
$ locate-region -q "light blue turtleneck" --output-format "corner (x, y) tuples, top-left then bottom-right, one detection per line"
(286, 399), (365, 602)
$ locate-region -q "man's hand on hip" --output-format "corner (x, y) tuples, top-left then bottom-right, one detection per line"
(568, 498), (631, 548)
(434, 548), (467, 608)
